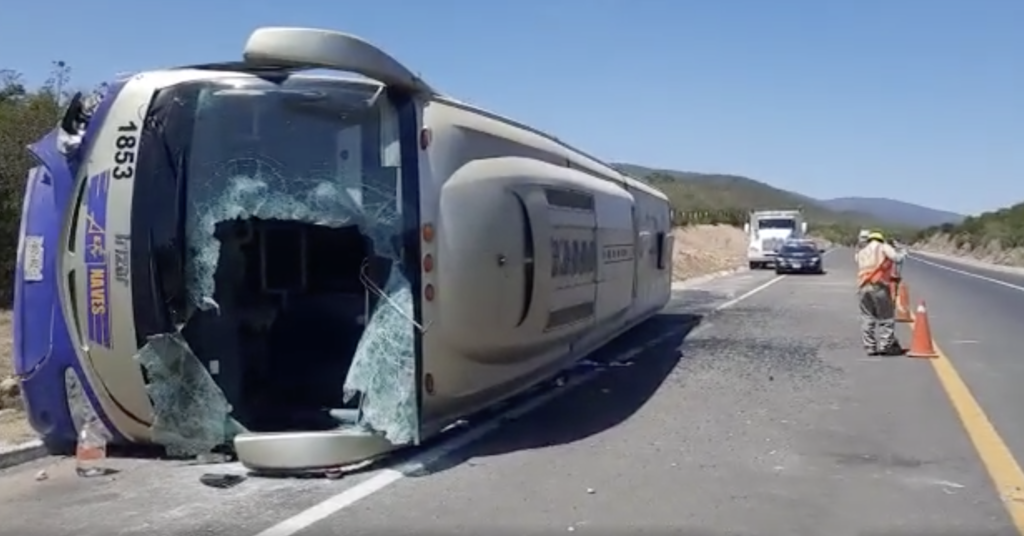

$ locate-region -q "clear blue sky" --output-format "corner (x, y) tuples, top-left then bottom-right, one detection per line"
(2, 0), (1020, 216)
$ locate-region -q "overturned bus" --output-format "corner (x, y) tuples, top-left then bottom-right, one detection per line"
(12, 27), (675, 471)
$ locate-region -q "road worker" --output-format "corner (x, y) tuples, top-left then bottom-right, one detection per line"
(855, 231), (907, 356)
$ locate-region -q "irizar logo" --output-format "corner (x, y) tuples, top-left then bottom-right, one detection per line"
(550, 237), (597, 278)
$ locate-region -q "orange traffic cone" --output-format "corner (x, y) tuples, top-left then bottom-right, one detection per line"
(894, 282), (912, 323)
(906, 301), (939, 359)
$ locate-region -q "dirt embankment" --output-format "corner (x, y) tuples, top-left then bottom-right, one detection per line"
(914, 234), (1024, 268)
(671, 224), (749, 280)
(0, 310), (34, 444)
(0, 311), (15, 409)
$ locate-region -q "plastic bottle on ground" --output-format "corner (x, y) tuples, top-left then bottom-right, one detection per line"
(75, 419), (110, 477)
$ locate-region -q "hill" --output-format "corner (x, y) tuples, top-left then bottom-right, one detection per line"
(818, 197), (964, 228)
(914, 200), (1024, 267)
(612, 163), (866, 224)
(611, 163), (923, 244)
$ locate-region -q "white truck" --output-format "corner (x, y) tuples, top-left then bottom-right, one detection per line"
(744, 209), (808, 269)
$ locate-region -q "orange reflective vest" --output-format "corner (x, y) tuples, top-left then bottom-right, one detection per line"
(857, 256), (894, 288)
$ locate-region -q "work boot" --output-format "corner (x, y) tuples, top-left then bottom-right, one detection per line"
(877, 344), (906, 357)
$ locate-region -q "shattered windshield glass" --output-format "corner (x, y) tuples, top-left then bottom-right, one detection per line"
(184, 81), (402, 305)
(131, 76), (419, 456)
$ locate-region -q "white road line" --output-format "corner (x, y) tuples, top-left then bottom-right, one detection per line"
(717, 274), (786, 309)
(909, 254), (1024, 293)
(250, 273), (790, 536)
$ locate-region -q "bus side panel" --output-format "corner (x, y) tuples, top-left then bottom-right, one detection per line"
(414, 99), (675, 439)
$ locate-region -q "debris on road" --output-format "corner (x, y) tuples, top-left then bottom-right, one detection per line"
(192, 452), (234, 465)
(75, 419), (113, 478)
(1, 311), (36, 444)
(199, 472), (246, 489)
(0, 377), (18, 405)
(578, 359), (635, 370)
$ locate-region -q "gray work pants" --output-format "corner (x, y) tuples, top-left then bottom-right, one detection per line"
(858, 282), (897, 351)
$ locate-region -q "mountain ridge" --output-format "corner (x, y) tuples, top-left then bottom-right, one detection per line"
(816, 197), (964, 228)
(612, 163), (960, 229)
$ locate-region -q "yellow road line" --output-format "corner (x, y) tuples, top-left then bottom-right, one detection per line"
(912, 317), (1024, 531)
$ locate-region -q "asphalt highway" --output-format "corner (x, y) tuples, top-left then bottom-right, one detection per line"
(0, 249), (1022, 536)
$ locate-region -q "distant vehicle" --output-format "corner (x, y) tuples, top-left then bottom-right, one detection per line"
(790, 238), (823, 256)
(744, 209), (807, 269)
(786, 237), (817, 247)
(785, 237), (826, 254)
(774, 241), (824, 275)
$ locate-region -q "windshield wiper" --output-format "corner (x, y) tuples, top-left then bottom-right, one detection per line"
(169, 138), (191, 325)
(146, 126), (192, 328)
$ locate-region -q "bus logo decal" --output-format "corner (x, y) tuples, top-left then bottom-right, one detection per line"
(551, 237), (597, 278)
(84, 170), (112, 348)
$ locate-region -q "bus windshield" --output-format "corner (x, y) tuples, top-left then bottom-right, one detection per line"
(133, 76), (411, 323)
(128, 75), (421, 453)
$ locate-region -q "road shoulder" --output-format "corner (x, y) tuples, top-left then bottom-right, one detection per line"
(913, 249), (1024, 278)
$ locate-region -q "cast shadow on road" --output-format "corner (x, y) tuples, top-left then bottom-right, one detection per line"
(409, 311), (703, 476)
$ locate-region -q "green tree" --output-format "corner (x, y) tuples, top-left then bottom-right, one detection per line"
(0, 62), (68, 306)
(915, 202), (1024, 252)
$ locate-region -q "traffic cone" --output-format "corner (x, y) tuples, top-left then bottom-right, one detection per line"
(894, 282), (912, 323)
(906, 301), (939, 359)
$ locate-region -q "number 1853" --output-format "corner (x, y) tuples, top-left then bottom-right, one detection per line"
(112, 121), (139, 180)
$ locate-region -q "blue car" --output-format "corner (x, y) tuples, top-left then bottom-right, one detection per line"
(774, 242), (824, 274)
